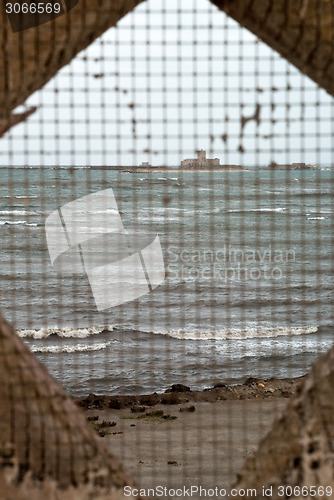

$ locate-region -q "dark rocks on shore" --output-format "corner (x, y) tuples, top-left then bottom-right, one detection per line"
(160, 393), (181, 405)
(75, 376), (306, 411)
(165, 384), (191, 393)
(139, 394), (160, 406)
(244, 377), (260, 386)
(108, 398), (125, 409)
(179, 405), (196, 413)
(100, 420), (117, 428)
(131, 406), (146, 413)
(213, 382), (226, 389)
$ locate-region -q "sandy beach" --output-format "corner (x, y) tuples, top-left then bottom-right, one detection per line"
(76, 377), (302, 494)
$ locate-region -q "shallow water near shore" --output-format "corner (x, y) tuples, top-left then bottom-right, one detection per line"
(1, 168), (333, 395)
(20, 325), (332, 396)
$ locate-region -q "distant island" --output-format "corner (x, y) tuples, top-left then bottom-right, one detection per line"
(267, 162), (320, 170)
(90, 151), (322, 172)
(179, 149), (245, 171)
(134, 151), (320, 171)
(133, 150), (247, 172)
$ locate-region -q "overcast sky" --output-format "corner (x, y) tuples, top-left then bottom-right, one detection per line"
(0, 0), (333, 167)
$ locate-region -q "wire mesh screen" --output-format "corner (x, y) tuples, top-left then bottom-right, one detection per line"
(0, 0), (334, 498)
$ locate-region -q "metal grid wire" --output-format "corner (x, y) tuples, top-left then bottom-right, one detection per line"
(0, 0), (333, 497)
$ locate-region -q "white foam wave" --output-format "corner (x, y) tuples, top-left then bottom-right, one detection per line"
(147, 325), (318, 340)
(140, 215), (180, 222)
(15, 195), (38, 199)
(0, 220), (39, 227)
(18, 325), (114, 339)
(1, 195), (38, 199)
(18, 324), (318, 342)
(82, 209), (120, 215)
(0, 210), (35, 215)
(307, 217), (325, 220)
(153, 207), (196, 215)
(228, 207), (286, 214)
(0, 220), (27, 225)
(31, 341), (111, 353)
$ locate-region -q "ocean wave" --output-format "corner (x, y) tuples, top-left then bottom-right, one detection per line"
(0, 210), (36, 215)
(307, 210), (333, 214)
(307, 217), (325, 220)
(0, 220), (27, 225)
(145, 325), (318, 340)
(151, 207), (196, 215)
(18, 325), (115, 339)
(227, 207), (286, 214)
(80, 209), (120, 215)
(0, 220), (40, 226)
(1, 195), (38, 199)
(31, 341), (111, 353)
(15, 195), (38, 199)
(18, 324), (318, 342)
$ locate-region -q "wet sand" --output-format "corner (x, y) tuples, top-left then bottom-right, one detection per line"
(77, 377), (302, 493)
(86, 400), (287, 491)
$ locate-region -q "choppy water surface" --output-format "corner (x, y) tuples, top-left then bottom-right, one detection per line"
(0, 168), (333, 395)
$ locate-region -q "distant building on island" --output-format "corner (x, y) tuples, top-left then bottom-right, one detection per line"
(134, 151), (245, 171)
(181, 150), (220, 169)
(180, 150), (242, 170)
(268, 162), (320, 170)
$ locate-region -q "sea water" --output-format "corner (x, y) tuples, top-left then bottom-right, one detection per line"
(0, 168), (333, 395)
